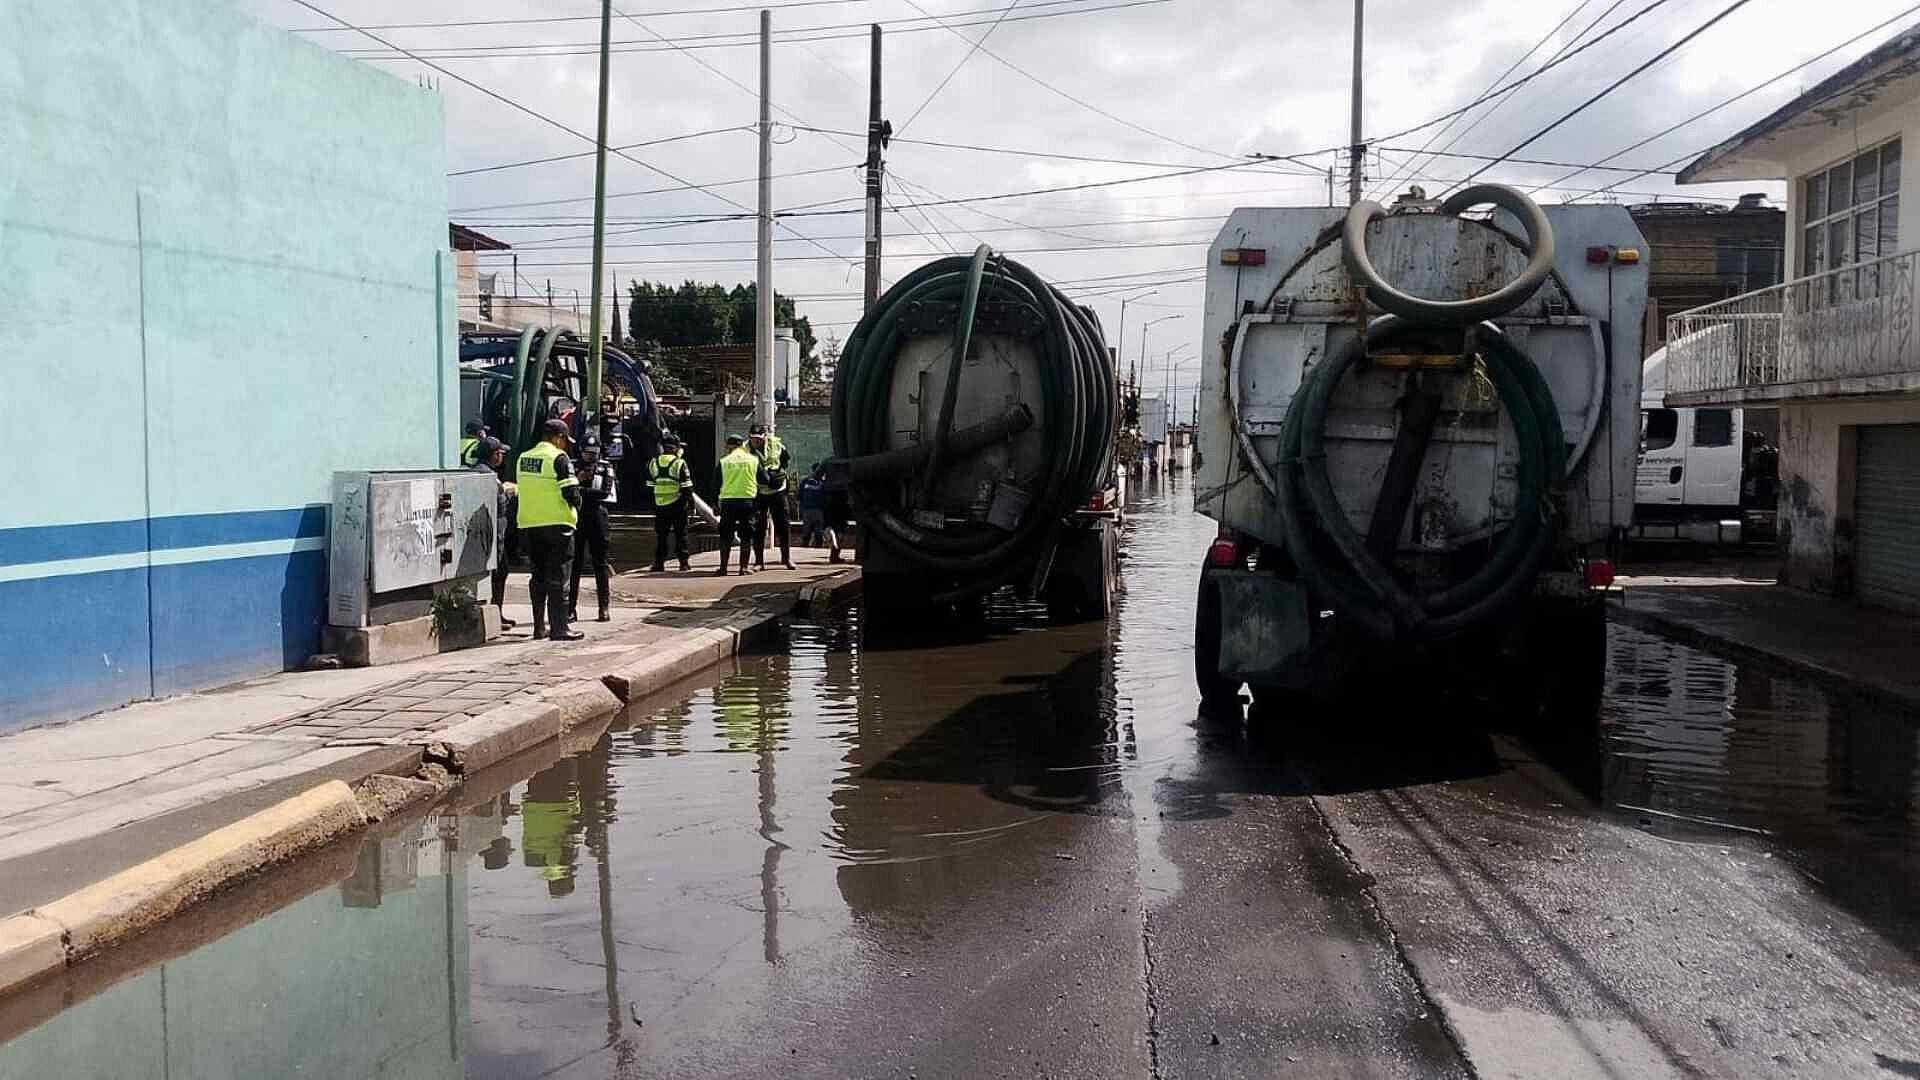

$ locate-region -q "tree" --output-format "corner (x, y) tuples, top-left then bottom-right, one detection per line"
(812, 330), (841, 387)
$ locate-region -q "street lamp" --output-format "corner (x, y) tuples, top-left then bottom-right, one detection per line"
(1140, 314), (1183, 387)
(1163, 343), (1194, 405)
(1113, 289), (1158, 389)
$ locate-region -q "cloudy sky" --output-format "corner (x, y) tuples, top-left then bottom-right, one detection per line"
(249, 0), (1920, 399)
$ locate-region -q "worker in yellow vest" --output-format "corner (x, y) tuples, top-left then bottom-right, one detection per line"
(716, 434), (760, 576)
(459, 419), (487, 467)
(648, 431), (693, 572)
(748, 422), (794, 570)
(516, 419), (584, 640)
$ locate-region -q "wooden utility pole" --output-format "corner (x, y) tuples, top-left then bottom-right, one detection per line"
(863, 24), (885, 311)
(586, 0), (613, 421)
(755, 8), (776, 432)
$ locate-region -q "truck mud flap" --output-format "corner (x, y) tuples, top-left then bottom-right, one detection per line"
(1212, 570), (1311, 682)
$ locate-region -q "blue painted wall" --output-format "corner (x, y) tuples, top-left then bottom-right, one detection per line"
(0, 1), (454, 729)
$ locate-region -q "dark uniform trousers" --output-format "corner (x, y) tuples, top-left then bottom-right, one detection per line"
(653, 498), (689, 568)
(525, 525), (575, 635)
(569, 499), (611, 618)
(754, 491), (791, 566)
(719, 499), (757, 564)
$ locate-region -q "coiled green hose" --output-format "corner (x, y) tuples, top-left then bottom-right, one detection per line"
(832, 246), (1116, 585)
(1274, 317), (1566, 642)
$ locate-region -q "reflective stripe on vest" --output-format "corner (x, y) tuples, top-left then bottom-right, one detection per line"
(459, 436), (479, 466)
(649, 454), (689, 506)
(755, 434), (787, 494)
(516, 441), (579, 529)
(719, 448), (760, 501)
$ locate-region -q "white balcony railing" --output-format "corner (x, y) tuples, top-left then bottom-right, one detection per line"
(1665, 247), (1920, 399)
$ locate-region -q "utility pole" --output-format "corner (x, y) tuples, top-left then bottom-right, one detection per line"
(1115, 289), (1157, 395)
(586, 0), (613, 423)
(863, 24), (885, 311)
(1347, 0), (1365, 205)
(1326, 164), (1335, 207)
(755, 8), (776, 432)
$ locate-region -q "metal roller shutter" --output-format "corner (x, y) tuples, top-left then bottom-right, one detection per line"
(1854, 423), (1920, 611)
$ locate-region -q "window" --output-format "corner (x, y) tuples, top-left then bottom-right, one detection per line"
(1694, 408), (1734, 448)
(1643, 409), (1678, 452)
(1802, 140), (1901, 297)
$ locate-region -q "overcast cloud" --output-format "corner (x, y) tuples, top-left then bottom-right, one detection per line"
(249, 0), (1920, 397)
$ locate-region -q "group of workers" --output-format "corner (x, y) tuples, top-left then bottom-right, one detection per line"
(462, 417), (834, 639)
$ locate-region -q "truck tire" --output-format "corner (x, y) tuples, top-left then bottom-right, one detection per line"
(1194, 564), (1241, 711)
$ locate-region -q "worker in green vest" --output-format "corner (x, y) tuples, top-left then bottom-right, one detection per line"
(516, 419), (584, 641)
(716, 434), (760, 576)
(459, 419), (487, 467)
(648, 431), (693, 573)
(749, 422), (794, 570)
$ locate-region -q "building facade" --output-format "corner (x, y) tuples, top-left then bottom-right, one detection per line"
(1629, 197), (1786, 356)
(0, 0), (455, 728)
(1667, 24), (1920, 610)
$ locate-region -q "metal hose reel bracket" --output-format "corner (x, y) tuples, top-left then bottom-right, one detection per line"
(1343, 183), (1556, 326)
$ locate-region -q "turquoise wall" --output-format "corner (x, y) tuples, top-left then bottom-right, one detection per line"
(0, 0), (453, 727)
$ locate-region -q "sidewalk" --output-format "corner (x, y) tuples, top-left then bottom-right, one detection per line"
(0, 547), (859, 920)
(1612, 559), (1920, 709)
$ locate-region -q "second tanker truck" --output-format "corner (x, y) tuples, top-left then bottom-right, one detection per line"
(1193, 185), (1647, 720)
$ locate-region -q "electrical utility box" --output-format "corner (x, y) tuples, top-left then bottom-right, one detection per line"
(328, 469), (501, 629)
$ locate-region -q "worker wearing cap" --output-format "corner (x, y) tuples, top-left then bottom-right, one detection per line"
(748, 422), (795, 570)
(460, 420), (488, 468)
(716, 434), (760, 576)
(516, 419), (584, 640)
(648, 432), (693, 573)
(568, 431), (618, 624)
(470, 436), (518, 631)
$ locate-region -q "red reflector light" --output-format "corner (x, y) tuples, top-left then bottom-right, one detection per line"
(1584, 559), (1616, 589)
(1086, 490), (1109, 511)
(1207, 539), (1240, 568)
(1586, 246), (1611, 264)
(1220, 247), (1267, 266)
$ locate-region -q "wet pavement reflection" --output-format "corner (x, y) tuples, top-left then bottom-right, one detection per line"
(4, 471), (1918, 1078)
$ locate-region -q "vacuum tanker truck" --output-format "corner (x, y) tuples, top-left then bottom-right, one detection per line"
(830, 247), (1121, 622)
(1193, 186), (1646, 717)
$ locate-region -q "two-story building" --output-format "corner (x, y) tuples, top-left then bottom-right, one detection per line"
(1667, 23), (1920, 611)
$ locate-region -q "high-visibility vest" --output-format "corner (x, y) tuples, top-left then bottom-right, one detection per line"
(755, 434), (788, 495)
(516, 441), (579, 529)
(719, 447), (760, 501)
(459, 436), (480, 467)
(648, 453), (690, 506)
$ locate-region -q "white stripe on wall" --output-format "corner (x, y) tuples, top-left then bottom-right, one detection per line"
(0, 537), (328, 584)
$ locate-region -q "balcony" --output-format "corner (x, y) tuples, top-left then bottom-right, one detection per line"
(1664, 248), (1920, 406)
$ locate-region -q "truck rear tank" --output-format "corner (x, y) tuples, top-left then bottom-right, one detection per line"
(1193, 186), (1648, 716)
(830, 247), (1121, 622)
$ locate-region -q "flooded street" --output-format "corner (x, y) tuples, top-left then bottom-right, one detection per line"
(5, 476), (1920, 1078)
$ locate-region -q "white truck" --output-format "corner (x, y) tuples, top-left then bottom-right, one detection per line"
(1632, 344), (1777, 543)
(1192, 187), (1647, 717)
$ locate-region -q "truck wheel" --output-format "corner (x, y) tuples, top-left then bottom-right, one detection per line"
(1194, 565), (1241, 711)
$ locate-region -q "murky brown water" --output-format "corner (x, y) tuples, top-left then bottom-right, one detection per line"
(3, 472), (1917, 1078)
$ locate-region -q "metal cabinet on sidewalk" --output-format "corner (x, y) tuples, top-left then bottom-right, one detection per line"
(328, 469), (500, 628)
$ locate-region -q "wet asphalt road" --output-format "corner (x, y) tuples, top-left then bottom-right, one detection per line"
(4, 474), (1920, 1079)
(456, 474), (1920, 1079)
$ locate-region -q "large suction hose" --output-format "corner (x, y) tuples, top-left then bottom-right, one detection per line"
(832, 246), (1116, 586)
(1274, 185), (1566, 642)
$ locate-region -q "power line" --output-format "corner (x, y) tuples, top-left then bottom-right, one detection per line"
(484, 237), (1214, 268)
(1357, 0), (1680, 150)
(448, 126), (750, 177)
(1539, 4), (1920, 197)
(453, 163), (857, 213)
(341, 0), (1170, 59)
(1367, 0), (1598, 200)
(292, 0), (873, 32)
(1440, 0), (1757, 196)
(789, 123), (1323, 175)
(478, 213), (1232, 251)
(896, 0), (1022, 135)
(292, 0), (859, 271)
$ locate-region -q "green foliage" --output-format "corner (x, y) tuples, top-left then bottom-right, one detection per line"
(625, 279), (816, 368)
(430, 584), (481, 637)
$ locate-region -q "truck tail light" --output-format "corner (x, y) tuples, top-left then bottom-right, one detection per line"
(1584, 558), (1616, 589)
(1207, 538), (1241, 568)
(1086, 489), (1110, 511)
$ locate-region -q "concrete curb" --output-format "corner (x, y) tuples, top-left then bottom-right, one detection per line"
(0, 604), (786, 997)
(796, 568), (863, 615)
(0, 781), (367, 995)
(1609, 606), (1920, 711)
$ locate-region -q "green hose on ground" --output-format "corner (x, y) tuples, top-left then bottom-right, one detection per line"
(832, 246), (1115, 589)
(1275, 317), (1565, 642)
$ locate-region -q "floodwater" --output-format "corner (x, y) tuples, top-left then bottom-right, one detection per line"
(3, 474), (1918, 1078)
